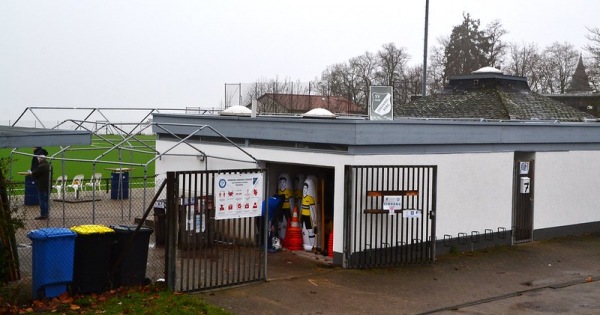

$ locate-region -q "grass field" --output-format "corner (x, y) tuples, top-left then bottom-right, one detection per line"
(2, 135), (157, 186)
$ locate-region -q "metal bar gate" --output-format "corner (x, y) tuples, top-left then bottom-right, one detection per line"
(345, 165), (437, 268)
(165, 169), (267, 292)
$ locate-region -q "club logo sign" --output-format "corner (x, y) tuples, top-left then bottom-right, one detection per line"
(369, 86), (393, 121)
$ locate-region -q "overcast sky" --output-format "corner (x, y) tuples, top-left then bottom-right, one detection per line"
(1, 0), (599, 122)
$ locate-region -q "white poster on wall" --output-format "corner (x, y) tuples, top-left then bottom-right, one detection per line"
(214, 172), (264, 220)
(383, 195), (402, 215)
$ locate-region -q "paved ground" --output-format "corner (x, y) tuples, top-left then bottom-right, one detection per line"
(197, 233), (600, 314)
(12, 193), (600, 314)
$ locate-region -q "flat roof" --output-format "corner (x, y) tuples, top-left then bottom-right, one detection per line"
(0, 125), (92, 149)
(152, 113), (600, 155)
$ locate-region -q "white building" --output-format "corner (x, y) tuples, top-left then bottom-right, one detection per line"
(152, 70), (600, 268)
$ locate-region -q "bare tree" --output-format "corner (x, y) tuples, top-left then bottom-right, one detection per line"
(402, 65), (424, 103)
(542, 42), (579, 94)
(427, 36), (449, 93)
(375, 43), (411, 105)
(585, 26), (600, 91)
(485, 20), (508, 68)
(585, 26), (600, 59)
(375, 43), (410, 85)
(505, 42), (541, 91)
(320, 63), (349, 97)
(349, 52), (377, 107)
(318, 62), (365, 106)
(536, 58), (558, 94)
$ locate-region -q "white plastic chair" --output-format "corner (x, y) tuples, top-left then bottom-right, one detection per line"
(84, 173), (103, 193)
(67, 174), (85, 199)
(52, 175), (68, 199)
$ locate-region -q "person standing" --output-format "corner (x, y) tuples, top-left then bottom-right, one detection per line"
(28, 155), (50, 220)
(31, 147), (48, 171)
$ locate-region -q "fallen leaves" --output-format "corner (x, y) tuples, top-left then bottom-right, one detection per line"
(7, 286), (156, 314)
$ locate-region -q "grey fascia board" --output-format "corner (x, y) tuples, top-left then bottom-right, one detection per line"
(152, 113), (600, 147)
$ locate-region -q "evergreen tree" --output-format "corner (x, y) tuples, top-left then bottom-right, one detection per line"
(443, 13), (491, 79)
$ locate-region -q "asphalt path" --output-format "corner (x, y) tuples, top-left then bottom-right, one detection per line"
(198, 234), (600, 314)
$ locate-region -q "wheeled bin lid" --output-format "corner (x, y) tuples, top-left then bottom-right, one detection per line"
(70, 224), (114, 235)
(110, 224), (154, 235)
(27, 227), (77, 240)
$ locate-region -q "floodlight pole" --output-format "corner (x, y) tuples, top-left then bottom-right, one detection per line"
(421, 0), (429, 97)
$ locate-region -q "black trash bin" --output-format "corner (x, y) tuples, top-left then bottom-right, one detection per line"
(153, 199), (166, 246)
(110, 225), (153, 287)
(70, 225), (115, 294)
(110, 170), (129, 200)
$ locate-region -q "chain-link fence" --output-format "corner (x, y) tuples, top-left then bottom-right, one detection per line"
(3, 108), (268, 297)
(9, 175), (165, 298)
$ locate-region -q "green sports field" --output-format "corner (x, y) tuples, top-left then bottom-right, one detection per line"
(2, 134), (157, 187)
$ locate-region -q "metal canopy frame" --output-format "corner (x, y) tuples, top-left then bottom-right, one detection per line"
(10, 106), (258, 168)
(8, 107), (260, 222)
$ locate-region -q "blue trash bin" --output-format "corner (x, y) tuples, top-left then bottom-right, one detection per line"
(110, 171), (129, 200)
(27, 228), (77, 299)
(24, 175), (39, 206)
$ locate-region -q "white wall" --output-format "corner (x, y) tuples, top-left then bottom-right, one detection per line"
(156, 139), (518, 252)
(156, 138), (600, 254)
(351, 152), (514, 239)
(534, 151), (600, 229)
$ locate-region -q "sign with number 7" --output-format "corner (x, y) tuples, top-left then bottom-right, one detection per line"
(520, 177), (530, 194)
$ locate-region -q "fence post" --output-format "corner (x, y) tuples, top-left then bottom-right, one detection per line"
(165, 171), (178, 290)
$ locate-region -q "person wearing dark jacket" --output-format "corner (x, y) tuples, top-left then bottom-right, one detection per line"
(31, 147), (48, 171)
(28, 155), (50, 220)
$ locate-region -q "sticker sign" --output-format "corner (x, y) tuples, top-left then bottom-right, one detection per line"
(403, 209), (422, 219)
(183, 206), (205, 232)
(519, 162), (530, 175)
(383, 196), (402, 215)
(214, 172), (264, 220)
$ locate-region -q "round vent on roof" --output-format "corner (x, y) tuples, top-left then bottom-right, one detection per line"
(302, 108), (336, 119)
(472, 66), (503, 74)
(219, 105), (252, 117)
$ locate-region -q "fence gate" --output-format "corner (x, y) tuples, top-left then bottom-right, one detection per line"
(345, 165), (437, 268)
(165, 169), (267, 292)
